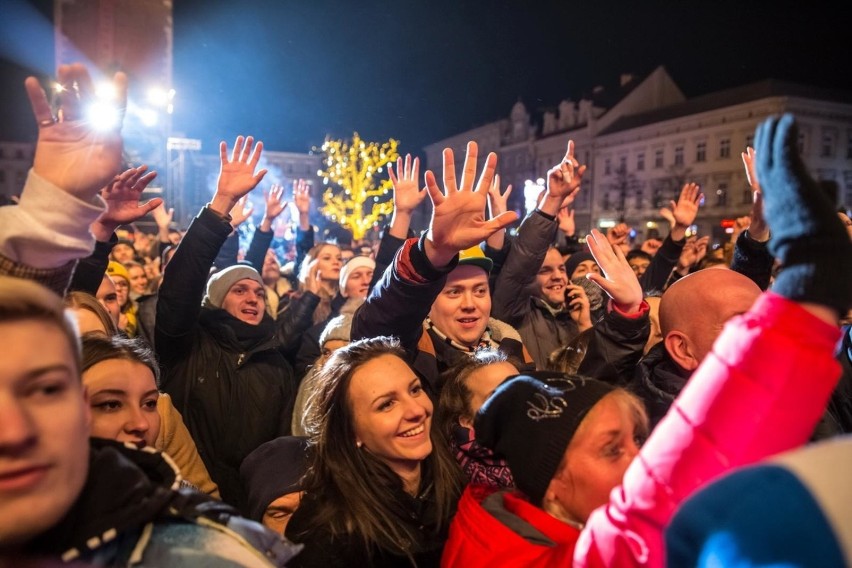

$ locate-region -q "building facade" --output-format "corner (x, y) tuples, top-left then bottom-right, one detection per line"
(423, 66), (852, 244)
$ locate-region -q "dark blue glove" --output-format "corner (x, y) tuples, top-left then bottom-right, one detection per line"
(755, 113), (852, 314)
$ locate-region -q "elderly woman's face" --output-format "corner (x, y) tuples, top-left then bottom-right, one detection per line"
(545, 394), (641, 524)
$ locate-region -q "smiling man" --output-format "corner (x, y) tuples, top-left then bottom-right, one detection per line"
(155, 136), (299, 513)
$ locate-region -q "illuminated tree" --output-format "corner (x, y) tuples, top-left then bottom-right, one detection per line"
(318, 132), (399, 240)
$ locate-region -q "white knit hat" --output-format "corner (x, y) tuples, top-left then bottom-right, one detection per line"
(338, 256), (376, 297)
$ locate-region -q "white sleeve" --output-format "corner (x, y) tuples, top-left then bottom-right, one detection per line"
(0, 169), (105, 269)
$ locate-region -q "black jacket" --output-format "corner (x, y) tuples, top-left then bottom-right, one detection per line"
(156, 206), (300, 512)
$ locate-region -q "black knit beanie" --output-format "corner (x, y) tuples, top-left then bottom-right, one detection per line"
(564, 250), (596, 280)
(240, 436), (310, 522)
(474, 375), (614, 506)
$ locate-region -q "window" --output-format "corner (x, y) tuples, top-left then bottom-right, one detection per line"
(0, 171), (5, 183)
(0, 149), (4, 158)
(602, 192), (611, 210)
(652, 188), (664, 208)
(634, 188), (643, 209)
(14, 149), (24, 160)
(719, 139), (731, 159)
(674, 146), (684, 166)
(742, 186), (752, 205)
(696, 142), (706, 162)
(745, 134), (754, 149)
(847, 132), (852, 159)
(619, 156), (627, 172)
(654, 149), (664, 169)
(604, 158), (611, 175)
(716, 184), (728, 207)
(797, 133), (805, 154)
(637, 153), (645, 171)
(821, 130), (835, 158)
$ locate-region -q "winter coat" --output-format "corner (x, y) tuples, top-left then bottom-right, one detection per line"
(352, 235), (533, 392)
(285, 477), (446, 567)
(156, 207), (300, 512)
(492, 210), (582, 368)
(442, 293), (842, 567)
(22, 439), (300, 567)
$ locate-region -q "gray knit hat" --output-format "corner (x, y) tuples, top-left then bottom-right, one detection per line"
(203, 264), (264, 308)
(319, 313), (354, 347)
(475, 374), (614, 506)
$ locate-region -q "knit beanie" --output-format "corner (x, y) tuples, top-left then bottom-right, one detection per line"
(338, 256), (376, 296)
(319, 313), (354, 347)
(474, 374), (614, 506)
(203, 264), (264, 308)
(106, 260), (130, 285)
(564, 250), (596, 280)
(240, 436), (310, 522)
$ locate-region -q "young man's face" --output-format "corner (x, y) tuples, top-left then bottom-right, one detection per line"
(428, 265), (491, 348)
(0, 320), (90, 549)
(221, 278), (266, 325)
(535, 248), (569, 306)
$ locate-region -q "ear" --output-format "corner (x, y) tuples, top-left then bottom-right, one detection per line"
(663, 331), (700, 371)
(458, 414), (473, 430)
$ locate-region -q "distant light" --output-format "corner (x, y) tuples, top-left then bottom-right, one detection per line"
(598, 220), (616, 229)
(138, 108), (158, 127)
(645, 221), (658, 229)
(53, 82), (65, 93)
(86, 102), (119, 130)
(96, 82), (117, 100)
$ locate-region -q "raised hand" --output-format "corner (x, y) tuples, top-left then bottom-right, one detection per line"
(388, 154), (426, 214)
(557, 206), (576, 237)
(676, 235), (710, 275)
(606, 223), (630, 247)
(91, 165), (162, 241)
(229, 196), (254, 228)
(260, 184), (288, 231)
(26, 63), (127, 201)
(211, 135), (267, 216)
(754, 113), (852, 316)
(485, 174), (513, 250)
(152, 201), (174, 231)
(292, 178), (311, 230)
(585, 228), (643, 314)
(741, 148), (769, 242)
(487, 174), (513, 219)
(541, 140), (586, 215)
(668, 182), (704, 241)
(423, 142), (518, 267)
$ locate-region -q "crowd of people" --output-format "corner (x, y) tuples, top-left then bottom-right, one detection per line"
(1, 63), (851, 567)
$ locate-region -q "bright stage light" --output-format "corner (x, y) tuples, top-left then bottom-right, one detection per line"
(96, 81), (118, 100)
(138, 108), (159, 127)
(86, 101), (119, 130)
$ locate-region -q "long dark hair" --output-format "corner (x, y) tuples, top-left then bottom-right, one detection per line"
(298, 336), (463, 559)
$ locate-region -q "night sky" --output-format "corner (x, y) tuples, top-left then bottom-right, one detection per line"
(2, 0), (851, 157)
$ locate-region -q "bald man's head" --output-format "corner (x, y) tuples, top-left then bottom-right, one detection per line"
(660, 267), (761, 371)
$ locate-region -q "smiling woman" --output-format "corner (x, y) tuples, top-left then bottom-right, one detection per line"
(285, 336), (464, 567)
(80, 334), (162, 449)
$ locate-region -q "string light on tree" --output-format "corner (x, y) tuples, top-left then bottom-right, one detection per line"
(317, 132), (399, 240)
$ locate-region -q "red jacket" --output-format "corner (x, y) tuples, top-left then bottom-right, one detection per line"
(442, 293), (842, 567)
